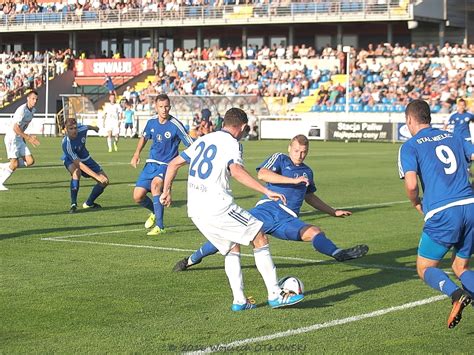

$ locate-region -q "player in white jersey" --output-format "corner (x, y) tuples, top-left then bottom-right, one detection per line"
(0, 90), (39, 191)
(161, 108), (304, 311)
(103, 93), (122, 152)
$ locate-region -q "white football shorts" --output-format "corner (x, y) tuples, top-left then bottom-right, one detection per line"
(4, 135), (31, 159)
(191, 204), (263, 255)
(104, 118), (120, 135)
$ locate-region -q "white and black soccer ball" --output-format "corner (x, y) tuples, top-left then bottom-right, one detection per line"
(278, 276), (304, 295)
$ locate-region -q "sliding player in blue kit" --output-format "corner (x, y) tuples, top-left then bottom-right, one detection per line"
(399, 99), (474, 329)
(173, 134), (369, 272)
(131, 94), (193, 235)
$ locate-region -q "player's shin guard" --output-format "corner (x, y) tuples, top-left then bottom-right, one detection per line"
(86, 183), (105, 206)
(253, 244), (280, 300)
(70, 179), (79, 205)
(424, 267), (459, 297)
(312, 232), (339, 257)
(460, 270), (474, 296)
(225, 252), (246, 305)
(152, 195), (164, 229)
(139, 195), (154, 212)
(190, 241), (219, 264)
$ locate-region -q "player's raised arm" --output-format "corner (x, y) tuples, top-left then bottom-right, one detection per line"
(87, 125), (100, 133)
(130, 136), (147, 168)
(230, 163), (286, 205)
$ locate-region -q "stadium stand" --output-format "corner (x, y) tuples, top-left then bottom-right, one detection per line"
(0, 49), (72, 108)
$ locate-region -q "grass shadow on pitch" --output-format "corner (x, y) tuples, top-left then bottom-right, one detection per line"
(284, 247), (420, 309)
(0, 221), (144, 241)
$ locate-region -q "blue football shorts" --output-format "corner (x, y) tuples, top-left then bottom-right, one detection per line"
(135, 162), (167, 192)
(64, 157), (102, 178)
(419, 203), (474, 260)
(249, 202), (307, 241)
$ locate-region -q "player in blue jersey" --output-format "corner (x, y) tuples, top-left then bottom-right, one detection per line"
(444, 99), (473, 142)
(173, 134), (369, 272)
(398, 99), (474, 329)
(131, 94), (193, 235)
(62, 118), (109, 213)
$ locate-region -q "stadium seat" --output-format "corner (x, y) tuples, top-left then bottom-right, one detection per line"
(306, 3), (316, 13)
(337, 97), (345, 104)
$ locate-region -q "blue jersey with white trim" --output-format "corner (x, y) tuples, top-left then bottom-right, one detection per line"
(448, 111), (473, 139)
(256, 153), (316, 216)
(61, 124), (90, 161)
(142, 116), (193, 163)
(398, 127), (473, 215)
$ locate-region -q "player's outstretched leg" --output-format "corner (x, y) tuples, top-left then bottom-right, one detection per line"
(332, 244), (369, 262)
(311, 232), (368, 262)
(253, 240), (304, 308)
(448, 289), (472, 329)
(173, 242), (219, 271)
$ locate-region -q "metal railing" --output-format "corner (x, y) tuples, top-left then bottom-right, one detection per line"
(0, 1), (412, 32)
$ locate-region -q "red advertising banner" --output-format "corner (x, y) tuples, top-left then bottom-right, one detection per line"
(74, 58), (152, 77)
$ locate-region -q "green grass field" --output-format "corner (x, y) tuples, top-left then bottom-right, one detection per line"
(1, 137), (472, 353)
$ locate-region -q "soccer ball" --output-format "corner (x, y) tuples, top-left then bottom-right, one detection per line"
(278, 276), (304, 295)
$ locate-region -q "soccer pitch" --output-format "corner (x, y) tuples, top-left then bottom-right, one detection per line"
(1, 137), (471, 353)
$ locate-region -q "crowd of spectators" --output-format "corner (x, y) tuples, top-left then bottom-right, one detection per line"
(130, 42), (473, 114)
(0, 0), (409, 23)
(1, 41), (473, 114)
(0, 49), (73, 107)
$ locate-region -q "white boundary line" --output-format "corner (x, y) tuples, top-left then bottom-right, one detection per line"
(186, 295), (446, 354)
(41, 230), (416, 273)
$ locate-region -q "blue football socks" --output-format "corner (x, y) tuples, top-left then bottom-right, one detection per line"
(312, 232), (339, 257)
(460, 270), (474, 296)
(153, 195), (164, 229)
(190, 241), (219, 264)
(70, 179), (79, 205)
(86, 183), (105, 206)
(139, 195), (154, 212)
(424, 267), (459, 297)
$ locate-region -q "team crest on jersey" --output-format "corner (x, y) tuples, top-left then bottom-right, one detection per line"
(81, 137), (86, 143)
(294, 172), (308, 178)
(164, 131), (171, 139)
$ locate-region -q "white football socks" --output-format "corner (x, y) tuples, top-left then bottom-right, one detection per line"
(254, 244), (280, 300)
(224, 252), (246, 305)
(0, 164), (13, 185)
(107, 137), (113, 151)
